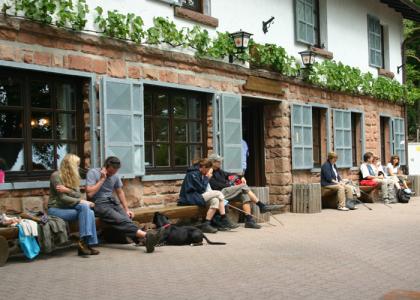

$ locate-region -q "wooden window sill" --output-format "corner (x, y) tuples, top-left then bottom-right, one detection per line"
(174, 7), (218, 27)
(378, 68), (395, 79)
(311, 47), (334, 60)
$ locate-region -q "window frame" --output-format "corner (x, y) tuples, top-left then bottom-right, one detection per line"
(0, 67), (85, 182)
(144, 85), (208, 174)
(181, 0), (203, 13)
(295, 0), (320, 46)
(367, 14), (384, 68)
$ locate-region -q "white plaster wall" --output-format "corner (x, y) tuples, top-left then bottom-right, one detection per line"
(0, 0), (404, 82)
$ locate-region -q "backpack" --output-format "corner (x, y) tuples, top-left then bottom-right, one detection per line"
(397, 189), (410, 203)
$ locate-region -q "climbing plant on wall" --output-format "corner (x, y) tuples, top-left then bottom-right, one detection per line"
(0, 1), (417, 104)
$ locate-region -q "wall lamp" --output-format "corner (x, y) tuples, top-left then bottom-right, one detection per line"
(229, 30), (253, 63)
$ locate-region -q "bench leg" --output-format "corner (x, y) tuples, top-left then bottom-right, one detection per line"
(0, 236), (9, 267)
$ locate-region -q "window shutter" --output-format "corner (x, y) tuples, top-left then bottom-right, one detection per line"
(295, 0), (315, 45)
(368, 15), (383, 68)
(100, 77), (145, 178)
(392, 118), (406, 165)
(334, 110), (352, 168)
(291, 104), (313, 169)
(219, 93), (242, 173)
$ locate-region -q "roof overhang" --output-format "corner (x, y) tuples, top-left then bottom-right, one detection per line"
(380, 0), (420, 22)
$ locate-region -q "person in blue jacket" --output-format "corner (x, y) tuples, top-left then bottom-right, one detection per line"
(321, 152), (356, 211)
(178, 158), (231, 233)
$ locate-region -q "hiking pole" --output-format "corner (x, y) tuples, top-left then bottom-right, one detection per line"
(345, 182), (373, 210)
(227, 204), (276, 227)
(268, 212), (285, 227)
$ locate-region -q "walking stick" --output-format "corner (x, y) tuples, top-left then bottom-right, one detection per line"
(227, 204), (278, 227)
(344, 182), (373, 210)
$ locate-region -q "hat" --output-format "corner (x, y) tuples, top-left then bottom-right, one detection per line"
(208, 153), (223, 162)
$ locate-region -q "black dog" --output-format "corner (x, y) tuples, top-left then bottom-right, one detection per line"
(153, 212), (226, 246)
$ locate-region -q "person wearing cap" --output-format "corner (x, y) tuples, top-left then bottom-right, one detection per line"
(208, 153), (280, 229)
(86, 156), (161, 253)
(321, 152), (356, 211)
(178, 158), (232, 233)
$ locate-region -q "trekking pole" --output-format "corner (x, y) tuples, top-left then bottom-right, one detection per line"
(227, 204), (277, 227)
(345, 182), (373, 210)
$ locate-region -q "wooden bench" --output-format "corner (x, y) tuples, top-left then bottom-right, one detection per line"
(321, 184), (381, 208)
(0, 203), (232, 266)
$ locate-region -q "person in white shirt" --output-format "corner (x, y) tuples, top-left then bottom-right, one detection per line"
(359, 152), (396, 204)
(386, 155), (409, 190)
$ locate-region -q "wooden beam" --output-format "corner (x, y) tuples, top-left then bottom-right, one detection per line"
(243, 76), (285, 96)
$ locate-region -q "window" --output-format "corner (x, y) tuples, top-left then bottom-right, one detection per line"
(368, 15), (384, 68)
(292, 104), (328, 170)
(181, 0), (202, 12)
(0, 68), (83, 181)
(144, 87), (207, 172)
(333, 110), (352, 168)
(292, 104), (313, 169)
(392, 118), (406, 165)
(351, 112), (363, 167)
(295, 0), (319, 45)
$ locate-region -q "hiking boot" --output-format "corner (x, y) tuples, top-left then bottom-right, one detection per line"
(87, 246), (100, 255)
(224, 218), (239, 229)
(212, 217), (231, 231)
(201, 222), (218, 234)
(244, 219), (261, 229)
(259, 204), (284, 214)
(77, 240), (91, 256)
(145, 230), (160, 253)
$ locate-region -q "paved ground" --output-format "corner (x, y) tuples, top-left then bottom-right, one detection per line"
(2, 198), (420, 300)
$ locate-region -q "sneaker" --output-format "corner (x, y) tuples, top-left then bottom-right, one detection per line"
(244, 219), (262, 229)
(201, 222), (218, 234)
(145, 230), (160, 253)
(337, 206), (350, 211)
(259, 204), (284, 214)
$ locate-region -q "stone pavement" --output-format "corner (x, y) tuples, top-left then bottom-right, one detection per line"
(2, 199), (420, 300)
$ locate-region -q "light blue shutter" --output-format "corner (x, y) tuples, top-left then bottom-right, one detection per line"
(219, 93), (242, 173)
(368, 15), (383, 68)
(392, 118), (406, 165)
(295, 0), (315, 45)
(334, 110), (352, 168)
(291, 104), (313, 169)
(100, 77), (145, 178)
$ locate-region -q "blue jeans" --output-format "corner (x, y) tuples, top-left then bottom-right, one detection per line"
(48, 203), (98, 245)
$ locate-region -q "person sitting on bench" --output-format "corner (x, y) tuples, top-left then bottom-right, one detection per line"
(48, 154), (100, 256)
(178, 158), (232, 233)
(320, 152), (356, 211)
(207, 153), (280, 229)
(86, 156), (160, 253)
(360, 152), (396, 204)
(386, 155), (410, 191)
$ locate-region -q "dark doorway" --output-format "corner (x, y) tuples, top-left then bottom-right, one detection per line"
(242, 98), (266, 187)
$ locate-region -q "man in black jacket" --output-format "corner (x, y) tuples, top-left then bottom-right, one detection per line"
(208, 154), (279, 229)
(178, 158), (231, 233)
(321, 152), (356, 211)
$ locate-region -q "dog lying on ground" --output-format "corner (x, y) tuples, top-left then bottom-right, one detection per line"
(153, 212), (226, 246)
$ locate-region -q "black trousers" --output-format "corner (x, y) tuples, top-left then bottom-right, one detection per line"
(94, 197), (138, 239)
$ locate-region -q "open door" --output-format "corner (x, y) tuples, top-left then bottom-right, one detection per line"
(242, 98), (266, 186)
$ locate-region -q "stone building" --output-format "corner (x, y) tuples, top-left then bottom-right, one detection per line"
(0, 0), (418, 212)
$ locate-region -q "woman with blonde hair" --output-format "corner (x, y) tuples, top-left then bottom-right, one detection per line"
(48, 154), (99, 256)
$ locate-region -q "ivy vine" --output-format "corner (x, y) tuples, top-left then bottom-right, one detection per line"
(0, 1), (417, 104)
